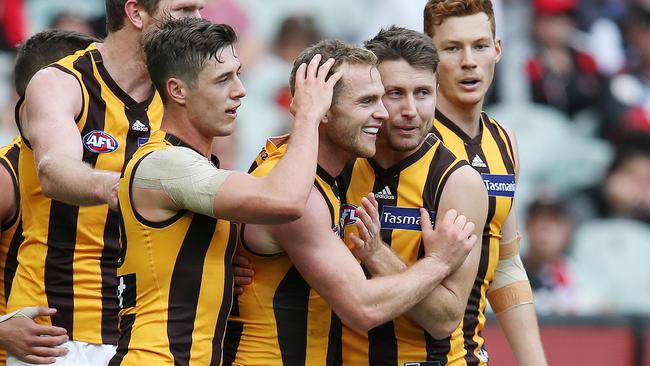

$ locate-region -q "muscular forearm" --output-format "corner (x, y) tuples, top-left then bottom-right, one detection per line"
(38, 155), (118, 206)
(361, 245), (462, 338)
(263, 116), (319, 209)
(496, 302), (548, 366)
(347, 256), (450, 331)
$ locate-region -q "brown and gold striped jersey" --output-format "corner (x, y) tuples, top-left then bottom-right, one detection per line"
(8, 43), (163, 345)
(224, 136), (342, 366)
(429, 110), (517, 365)
(110, 130), (236, 366)
(337, 134), (467, 366)
(0, 136), (22, 366)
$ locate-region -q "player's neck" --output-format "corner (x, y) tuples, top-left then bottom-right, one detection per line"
(436, 94), (483, 138)
(99, 32), (153, 103)
(317, 136), (350, 179)
(160, 107), (213, 158)
(373, 138), (424, 169)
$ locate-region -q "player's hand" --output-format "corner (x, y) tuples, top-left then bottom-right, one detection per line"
(233, 254), (254, 295)
(290, 54), (343, 123)
(348, 193), (385, 261)
(0, 307), (68, 364)
(102, 172), (120, 211)
(421, 209), (477, 276)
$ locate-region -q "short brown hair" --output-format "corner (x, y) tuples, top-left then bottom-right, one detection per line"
(424, 0), (496, 38)
(288, 39), (377, 98)
(14, 30), (98, 98)
(144, 18), (237, 103)
(105, 0), (161, 33)
(364, 26), (439, 75)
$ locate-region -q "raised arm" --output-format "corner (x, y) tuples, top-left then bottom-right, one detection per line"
(488, 129), (548, 366)
(354, 165), (488, 338)
(244, 189), (476, 332)
(24, 68), (119, 208)
(213, 55), (342, 224)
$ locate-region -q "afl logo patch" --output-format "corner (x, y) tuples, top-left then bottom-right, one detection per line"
(83, 130), (119, 153)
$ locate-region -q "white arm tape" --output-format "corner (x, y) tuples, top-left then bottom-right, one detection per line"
(133, 147), (232, 218)
(0, 307), (41, 323)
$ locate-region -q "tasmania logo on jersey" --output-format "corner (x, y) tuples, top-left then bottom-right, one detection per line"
(481, 173), (516, 197)
(83, 130), (119, 153)
(380, 206), (436, 231)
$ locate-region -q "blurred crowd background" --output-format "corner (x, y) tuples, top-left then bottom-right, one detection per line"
(1, 0), (650, 320)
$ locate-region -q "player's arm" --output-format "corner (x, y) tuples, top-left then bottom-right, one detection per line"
(488, 128), (548, 366)
(355, 165), (488, 338)
(0, 307), (69, 364)
(0, 161), (16, 231)
(244, 189), (476, 331)
(133, 55), (342, 225)
(213, 55), (341, 224)
(24, 68), (119, 209)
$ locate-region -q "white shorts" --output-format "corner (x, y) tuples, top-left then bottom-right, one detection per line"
(7, 340), (116, 366)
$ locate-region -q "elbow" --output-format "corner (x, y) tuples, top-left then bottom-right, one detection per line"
(37, 158), (56, 199)
(337, 304), (385, 332)
(427, 317), (462, 340)
(265, 196), (307, 223)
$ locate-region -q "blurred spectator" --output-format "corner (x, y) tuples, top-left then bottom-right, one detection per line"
(50, 12), (96, 36)
(234, 15), (322, 170)
(525, 0), (615, 131)
(568, 133), (650, 225)
(523, 195), (578, 314)
(608, 3), (650, 140)
(0, 0), (27, 51)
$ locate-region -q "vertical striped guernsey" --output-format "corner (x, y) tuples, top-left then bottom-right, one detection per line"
(429, 110), (516, 365)
(0, 136), (23, 366)
(224, 136), (342, 366)
(338, 134), (467, 366)
(111, 130), (236, 366)
(8, 43), (162, 345)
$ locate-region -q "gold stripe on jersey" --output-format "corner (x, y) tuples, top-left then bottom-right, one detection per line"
(9, 44), (163, 345)
(0, 136), (22, 366)
(224, 136), (342, 366)
(430, 110), (516, 365)
(111, 130), (236, 366)
(338, 134), (467, 366)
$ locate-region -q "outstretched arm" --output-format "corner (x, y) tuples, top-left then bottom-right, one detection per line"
(244, 190), (476, 331)
(25, 68), (119, 209)
(489, 128), (547, 366)
(213, 54), (342, 224)
(352, 166), (488, 338)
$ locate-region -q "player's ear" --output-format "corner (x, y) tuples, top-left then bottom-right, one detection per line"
(167, 78), (186, 106)
(494, 37), (503, 63)
(124, 0), (144, 30)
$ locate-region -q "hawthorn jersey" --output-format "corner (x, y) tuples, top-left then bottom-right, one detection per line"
(9, 43), (163, 345)
(0, 136), (22, 366)
(224, 136), (342, 366)
(429, 110), (517, 365)
(111, 130), (236, 366)
(338, 134), (467, 366)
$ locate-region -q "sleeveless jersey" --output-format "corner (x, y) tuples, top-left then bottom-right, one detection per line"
(9, 43), (163, 345)
(110, 130), (236, 366)
(338, 134), (467, 366)
(429, 110), (516, 365)
(224, 136), (342, 366)
(0, 136), (22, 366)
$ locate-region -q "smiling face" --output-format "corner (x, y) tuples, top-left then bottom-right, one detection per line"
(431, 12), (501, 110)
(184, 46), (246, 137)
(325, 62), (388, 159)
(376, 59), (437, 158)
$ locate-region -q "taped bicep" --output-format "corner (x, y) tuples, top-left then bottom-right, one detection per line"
(132, 147), (231, 217)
